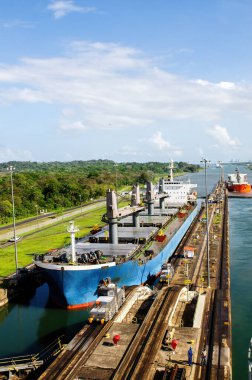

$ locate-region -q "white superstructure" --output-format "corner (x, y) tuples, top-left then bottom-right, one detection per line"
(227, 170), (248, 185)
(159, 160), (197, 206)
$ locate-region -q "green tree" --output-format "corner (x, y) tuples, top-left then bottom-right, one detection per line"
(0, 200), (12, 223)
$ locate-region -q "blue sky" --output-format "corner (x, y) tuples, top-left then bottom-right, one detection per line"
(1, 0), (252, 163)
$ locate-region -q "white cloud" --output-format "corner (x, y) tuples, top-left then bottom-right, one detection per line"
(47, 1), (96, 19)
(144, 131), (182, 156)
(198, 147), (204, 157)
(118, 145), (140, 156)
(206, 124), (240, 148)
(0, 88), (48, 104)
(195, 79), (235, 90)
(61, 108), (76, 117)
(0, 146), (32, 162)
(150, 131), (171, 150)
(1, 20), (35, 29)
(59, 120), (88, 131)
(1, 40), (252, 135)
(217, 82), (235, 90)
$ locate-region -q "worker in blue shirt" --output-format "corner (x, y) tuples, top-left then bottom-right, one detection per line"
(188, 347), (193, 366)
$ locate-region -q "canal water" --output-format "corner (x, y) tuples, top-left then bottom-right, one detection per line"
(0, 284), (89, 358)
(0, 164), (251, 379)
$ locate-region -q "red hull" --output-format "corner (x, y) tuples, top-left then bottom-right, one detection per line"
(227, 184), (251, 193)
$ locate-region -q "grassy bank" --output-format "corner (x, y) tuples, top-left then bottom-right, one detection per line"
(0, 206), (107, 277)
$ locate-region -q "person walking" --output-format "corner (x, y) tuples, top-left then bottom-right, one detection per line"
(201, 347), (207, 366)
(188, 346), (193, 366)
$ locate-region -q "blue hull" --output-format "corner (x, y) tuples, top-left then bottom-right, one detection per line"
(38, 206), (199, 308)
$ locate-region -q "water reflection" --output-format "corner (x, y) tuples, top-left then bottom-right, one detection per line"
(0, 283), (89, 358)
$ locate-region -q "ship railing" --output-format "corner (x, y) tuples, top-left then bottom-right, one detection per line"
(0, 335), (65, 374)
(0, 354), (43, 372)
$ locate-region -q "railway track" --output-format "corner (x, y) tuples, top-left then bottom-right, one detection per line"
(39, 287), (137, 380)
(112, 286), (181, 380)
(38, 324), (103, 380)
(0, 199), (105, 233)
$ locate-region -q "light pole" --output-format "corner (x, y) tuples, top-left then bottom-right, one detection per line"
(114, 164), (118, 193)
(35, 204), (39, 229)
(7, 166), (18, 275)
(201, 158), (211, 288)
(220, 163), (224, 184)
(217, 160), (223, 183)
(79, 194), (82, 213)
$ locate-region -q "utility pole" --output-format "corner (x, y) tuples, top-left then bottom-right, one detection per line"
(201, 158), (211, 288)
(217, 160), (223, 183)
(114, 164), (118, 193)
(7, 166), (18, 275)
(35, 205), (39, 229)
(79, 194), (82, 213)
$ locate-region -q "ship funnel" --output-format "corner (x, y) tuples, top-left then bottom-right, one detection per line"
(169, 159), (174, 181)
(67, 221), (79, 263)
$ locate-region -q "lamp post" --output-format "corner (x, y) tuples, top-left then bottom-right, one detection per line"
(201, 158), (211, 288)
(7, 166), (18, 275)
(217, 160), (223, 184)
(35, 204), (39, 229)
(79, 194), (82, 213)
(114, 164), (118, 193)
(220, 162), (224, 184)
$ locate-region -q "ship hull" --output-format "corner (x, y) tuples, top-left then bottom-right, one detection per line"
(35, 206), (199, 308)
(227, 184), (251, 193)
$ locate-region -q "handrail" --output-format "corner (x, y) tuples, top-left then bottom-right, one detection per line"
(0, 335), (65, 372)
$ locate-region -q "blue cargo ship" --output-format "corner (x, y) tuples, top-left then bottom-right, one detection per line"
(34, 203), (199, 309)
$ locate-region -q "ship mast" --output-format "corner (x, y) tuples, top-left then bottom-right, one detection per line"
(235, 167), (241, 183)
(67, 221), (79, 263)
(169, 160), (174, 181)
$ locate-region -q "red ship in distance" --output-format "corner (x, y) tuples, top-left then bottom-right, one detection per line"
(226, 168), (251, 193)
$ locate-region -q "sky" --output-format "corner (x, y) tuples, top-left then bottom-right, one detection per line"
(1, 0), (252, 164)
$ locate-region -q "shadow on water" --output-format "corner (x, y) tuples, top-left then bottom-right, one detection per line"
(0, 282), (89, 359)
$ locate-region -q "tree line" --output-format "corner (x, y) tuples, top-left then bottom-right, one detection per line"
(0, 160), (200, 223)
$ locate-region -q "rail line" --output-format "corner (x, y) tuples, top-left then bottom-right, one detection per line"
(112, 286), (181, 380)
(38, 287), (136, 380)
(38, 324), (102, 380)
(0, 199), (105, 232)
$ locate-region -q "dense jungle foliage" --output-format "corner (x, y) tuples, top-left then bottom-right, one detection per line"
(0, 160), (200, 222)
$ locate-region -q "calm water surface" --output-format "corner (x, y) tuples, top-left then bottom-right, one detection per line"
(0, 164), (251, 379)
(0, 283), (89, 357)
(229, 198), (252, 379)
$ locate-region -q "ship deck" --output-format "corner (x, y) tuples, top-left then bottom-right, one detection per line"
(76, 243), (138, 257)
(96, 226), (158, 242)
(118, 210), (177, 227)
(40, 206), (196, 266)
